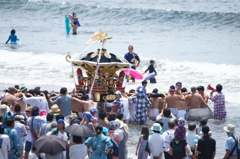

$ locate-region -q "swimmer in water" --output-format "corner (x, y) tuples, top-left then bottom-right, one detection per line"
(70, 21), (78, 34)
(6, 29), (19, 44)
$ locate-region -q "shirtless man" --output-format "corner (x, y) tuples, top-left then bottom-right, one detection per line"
(72, 95), (94, 113)
(175, 91), (188, 118)
(4, 87), (16, 106)
(164, 85), (185, 117)
(197, 86), (209, 109)
(149, 94), (164, 121)
(186, 87), (210, 110)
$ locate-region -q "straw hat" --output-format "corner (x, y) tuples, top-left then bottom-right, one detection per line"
(69, 113), (78, 119)
(115, 119), (124, 128)
(50, 105), (60, 115)
(0, 104), (10, 116)
(224, 124), (235, 134)
(25, 106), (32, 112)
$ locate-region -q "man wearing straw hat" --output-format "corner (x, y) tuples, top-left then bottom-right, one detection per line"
(223, 124), (238, 159)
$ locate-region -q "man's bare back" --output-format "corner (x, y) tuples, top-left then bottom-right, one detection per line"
(5, 94), (16, 106)
(198, 93), (209, 108)
(186, 93), (208, 109)
(165, 94), (184, 109)
(72, 97), (94, 112)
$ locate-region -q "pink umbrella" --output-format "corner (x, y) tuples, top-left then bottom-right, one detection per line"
(124, 69), (143, 80)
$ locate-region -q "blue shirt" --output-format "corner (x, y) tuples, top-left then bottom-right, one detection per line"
(225, 134), (238, 156)
(6, 34), (19, 43)
(28, 116), (46, 142)
(84, 135), (113, 159)
(51, 95), (72, 117)
(4, 128), (21, 158)
(124, 52), (140, 69)
(14, 121), (27, 147)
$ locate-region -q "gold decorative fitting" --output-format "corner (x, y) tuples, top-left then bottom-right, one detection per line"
(86, 30), (112, 44)
(69, 73), (73, 78)
(127, 75), (132, 80)
(65, 51), (71, 62)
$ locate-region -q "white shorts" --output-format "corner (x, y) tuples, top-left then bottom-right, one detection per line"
(149, 108), (159, 120)
(170, 108), (178, 118)
(177, 110), (186, 118)
(129, 103), (136, 121)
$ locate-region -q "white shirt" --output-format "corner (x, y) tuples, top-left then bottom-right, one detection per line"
(23, 96), (49, 113)
(148, 133), (165, 159)
(29, 152), (38, 159)
(0, 134), (10, 159)
(26, 118), (33, 142)
(162, 129), (175, 151)
(186, 131), (200, 148)
(69, 144), (87, 159)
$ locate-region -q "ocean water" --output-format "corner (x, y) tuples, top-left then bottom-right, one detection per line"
(1, 0), (240, 158)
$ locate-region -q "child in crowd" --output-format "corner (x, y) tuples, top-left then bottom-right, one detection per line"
(6, 29), (19, 44)
(69, 135), (87, 159)
(143, 60), (157, 83)
(196, 120), (211, 136)
(28, 146), (38, 159)
(136, 126), (149, 159)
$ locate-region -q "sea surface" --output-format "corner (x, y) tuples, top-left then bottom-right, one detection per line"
(1, 0), (240, 158)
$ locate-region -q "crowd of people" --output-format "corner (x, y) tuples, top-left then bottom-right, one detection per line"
(0, 80), (234, 159)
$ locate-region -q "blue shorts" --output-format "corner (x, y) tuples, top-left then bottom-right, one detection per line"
(25, 141), (32, 152)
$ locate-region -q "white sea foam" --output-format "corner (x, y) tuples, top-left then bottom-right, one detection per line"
(0, 50), (239, 105)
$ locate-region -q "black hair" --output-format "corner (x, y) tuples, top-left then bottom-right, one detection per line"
(73, 135), (82, 144)
(14, 85), (19, 89)
(153, 130), (160, 133)
(81, 95), (89, 100)
(107, 112), (116, 121)
(99, 110), (107, 120)
(202, 125), (210, 135)
(60, 87), (67, 95)
(129, 89), (135, 93)
(56, 114), (64, 122)
(6, 119), (14, 127)
(29, 89), (36, 95)
(152, 88), (158, 93)
(95, 125), (103, 135)
(35, 89), (41, 95)
(155, 120), (164, 127)
(32, 146), (37, 152)
(200, 120), (208, 126)
(216, 84), (222, 92)
(163, 108), (171, 117)
(141, 126), (149, 140)
(181, 87), (187, 92)
(142, 80), (147, 85)
(117, 113), (124, 120)
(188, 123), (196, 131)
(79, 89), (86, 95)
(31, 107), (39, 116)
(47, 113), (54, 121)
(150, 60), (155, 63)
(170, 85), (175, 90)
(176, 81), (182, 85)
(168, 120), (175, 129)
(14, 104), (21, 112)
(11, 29), (16, 34)
(72, 13), (76, 16)
(197, 86), (204, 91)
